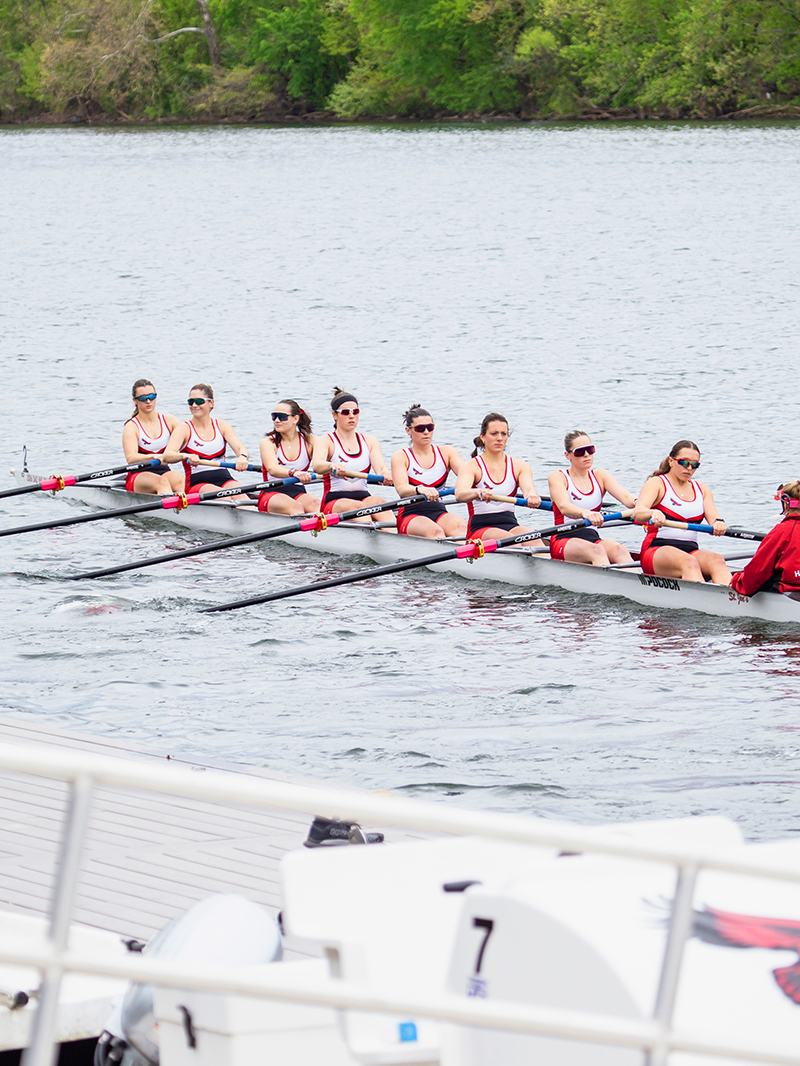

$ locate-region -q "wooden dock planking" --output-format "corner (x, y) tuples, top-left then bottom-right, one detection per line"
(0, 715), (429, 956)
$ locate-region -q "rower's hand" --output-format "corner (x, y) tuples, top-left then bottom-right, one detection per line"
(420, 487), (439, 501)
(380, 473), (393, 487)
(648, 511), (665, 528)
(526, 494), (541, 510)
(585, 510), (604, 527)
(478, 489), (493, 502)
(234, 456), (249, 472)
(334, 465), (348, 478)
(712, 518), (727, 536)
(187, 455), (200, 467)
(293, 470), (312, 484)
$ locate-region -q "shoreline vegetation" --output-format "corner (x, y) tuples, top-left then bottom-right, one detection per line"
(3, 0), (800, 126)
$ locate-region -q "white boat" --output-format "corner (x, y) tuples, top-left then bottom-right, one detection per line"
(9, 466), (795, 625)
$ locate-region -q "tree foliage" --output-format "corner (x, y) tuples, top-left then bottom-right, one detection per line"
(2, 0), (800, 120)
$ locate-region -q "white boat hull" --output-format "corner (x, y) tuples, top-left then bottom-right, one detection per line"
(10, 469), (796, 625)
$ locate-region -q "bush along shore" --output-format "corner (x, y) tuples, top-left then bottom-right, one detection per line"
(3, 0), (800, 125)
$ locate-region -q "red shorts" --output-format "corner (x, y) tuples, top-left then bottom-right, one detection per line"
(549, 528), (601, 561)
(396, 510), (449, 536)
(125, 469), (168, 492)
(640, 542), (698, 575)
(258, 488), (315, 511)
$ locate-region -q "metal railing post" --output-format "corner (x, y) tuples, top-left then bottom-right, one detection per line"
(21, 773), (94, 1066)
(647, 861), (699, 1066)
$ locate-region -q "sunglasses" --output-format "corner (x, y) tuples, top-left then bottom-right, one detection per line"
(187, 397), (209, 406)
(569, 445), (595, 457)
(673, 458), (700, 470)
(135, 393), (157, 403)
(271, 412), (291, 422)
(412, 423), (435, 433)
(336, 407), (359, 416)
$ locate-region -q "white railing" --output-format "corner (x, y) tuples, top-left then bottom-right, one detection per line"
(0, 742), (798, 1066)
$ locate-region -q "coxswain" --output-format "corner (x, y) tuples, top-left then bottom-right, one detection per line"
(162, 383), (250, 501)
(311, 387), (393, 523)
(258, 401), (320, 515)
(122, 379), (184, 495)
(454, 413), (543, 545)
(548, 430), (635, 565)
(633, 439), (730, 583)
(390, 405), (466, 539)
(730, 482), (800, 596)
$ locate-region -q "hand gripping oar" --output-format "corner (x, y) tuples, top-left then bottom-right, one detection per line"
(201, 510), (634, 613)
(195, 459), (261, 472)
(0, 476), (322, 539)
(69, 494), (429, 581)
(646, 518), (766, 543)
(0, 460), (161, 501)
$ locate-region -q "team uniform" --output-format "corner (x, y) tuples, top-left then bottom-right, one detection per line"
(258, 435), (316, 512)
(640, 474), (704, 575)
(550, 469), (603, 561)
(466, 456), (521, 538)
(181, 419), (237, 492)
(396, 446), (450, 536)
(730, 520), (800, 596)
(321, 432), (371, 514)
(125, 414), (171, 492)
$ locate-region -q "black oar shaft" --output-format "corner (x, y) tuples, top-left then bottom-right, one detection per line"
(203, 550), (462, 612)
(0, 461), (157, 501)
(70, 495), (426, 581)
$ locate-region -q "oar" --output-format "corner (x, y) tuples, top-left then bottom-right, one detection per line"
(201, 511), (634, 613)
(195, 459), (261, 472)
(0, 460), (161, 501)
(328, 469), (390, 484)
(0, 477), (322, 539)
(488, 494), (553, 510)
(647, 519), (766, 543)
(69, 494), (429, 581)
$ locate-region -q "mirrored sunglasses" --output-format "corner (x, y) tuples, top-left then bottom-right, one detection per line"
(187, 397), (209, 406)
(674, 458), (700, 470)
(135, 393), (157, 402)
(336, 407), (359, 416)
(412, 423), (435, 433)
(570, 445), (595, 457)
(271, 412), (291, 422)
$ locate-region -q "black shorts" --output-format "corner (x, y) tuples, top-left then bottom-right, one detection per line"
(467, 510), (518, 538)
(322, 489), (370, 506)
(189, 468), (238, 489)
(649, 536), (699, 555)
(398, 500), (448, 522)
(553, 526), (601, 543)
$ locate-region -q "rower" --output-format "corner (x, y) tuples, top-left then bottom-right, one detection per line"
(730, 481), (800, 596)
(390, 405), (466, 540)
(258, 401), (320, 516)
(122, 379), (184, 495)
(454, 412), (543, 544)
(161, 383), (251, 501)
(548, 430), (635, 566)
(311, 387), (393, 524)
(633, 439), (730, 584)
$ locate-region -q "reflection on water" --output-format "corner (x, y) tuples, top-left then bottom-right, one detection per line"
(2, 122), (800, 840)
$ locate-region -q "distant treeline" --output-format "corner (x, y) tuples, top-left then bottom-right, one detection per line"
(3, 0), (800, 123)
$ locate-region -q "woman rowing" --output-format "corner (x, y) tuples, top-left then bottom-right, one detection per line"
(162, 383), (250, 501)
(122, 379), (184, 495)
(390, 405), (466, 539)
(729, 481), (800, 597)
(548, 430), (635, 565)
(454, 412), (543, 545)
(258, 401), (320, 515)
(311, 387), (393, 523)
(633, 439), (730, 584)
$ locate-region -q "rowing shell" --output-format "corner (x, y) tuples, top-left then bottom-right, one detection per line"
(10, 469), (795, 625)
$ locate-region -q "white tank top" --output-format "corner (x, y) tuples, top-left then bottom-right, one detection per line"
(324, 432), (371, 494)
(130, 414), (170, 455)
(652, 473), (705, 544)
(182, 418), (226, 468)
(402, 445), (448, 489)
(553, 469), (603, 526)
(468, 455), (520, 518)
(272, 434), (311, 473)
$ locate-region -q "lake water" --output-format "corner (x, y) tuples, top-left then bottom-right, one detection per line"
(2, 120), (800, 842)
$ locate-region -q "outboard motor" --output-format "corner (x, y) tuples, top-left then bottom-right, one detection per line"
(95, 895), (282, 1066)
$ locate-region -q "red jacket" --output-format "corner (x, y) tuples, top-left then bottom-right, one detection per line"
(729, 518), (800, 596)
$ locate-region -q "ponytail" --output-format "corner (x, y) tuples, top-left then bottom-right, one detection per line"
(650, 439), (701, 479)
(471, 412), (508, 458)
